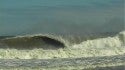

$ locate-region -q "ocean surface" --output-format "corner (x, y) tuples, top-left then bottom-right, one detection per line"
(0, 3), (125, 70)
(0, 0), (124, 36)
(0, 0), (124, 54)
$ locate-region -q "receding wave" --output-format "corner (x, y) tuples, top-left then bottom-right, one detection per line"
(0, 31), (125, 50)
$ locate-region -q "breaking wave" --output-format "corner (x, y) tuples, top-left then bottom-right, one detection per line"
(73, 31), (125, 48)
(0, 31), (124, 50)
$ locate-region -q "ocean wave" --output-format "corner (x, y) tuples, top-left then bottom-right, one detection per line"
(0, 31), (124, 50)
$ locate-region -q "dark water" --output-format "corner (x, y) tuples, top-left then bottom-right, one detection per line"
(0, 35), (66, 49)
(0, 0), (124, 36)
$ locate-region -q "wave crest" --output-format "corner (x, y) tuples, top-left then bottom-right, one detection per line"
(0, 31), (124, 50)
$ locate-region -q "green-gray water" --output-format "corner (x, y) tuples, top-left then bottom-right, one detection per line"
(0, 0), (125, 70)
(0, 0), (124, 36)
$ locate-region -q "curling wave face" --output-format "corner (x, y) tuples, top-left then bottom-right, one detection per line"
(0, 34), (67, 50)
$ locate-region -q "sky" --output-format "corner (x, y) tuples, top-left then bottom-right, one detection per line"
(0, 0), (124, 35)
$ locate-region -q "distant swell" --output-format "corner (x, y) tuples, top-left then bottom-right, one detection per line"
(0, 31), (125, 50)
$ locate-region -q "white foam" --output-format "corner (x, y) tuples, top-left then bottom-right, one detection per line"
(72, 31), (125, 48)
